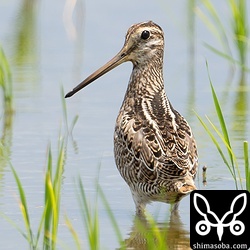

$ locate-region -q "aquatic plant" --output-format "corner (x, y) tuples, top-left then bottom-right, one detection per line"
(4, 86), (78, 249)
(244, 141), (250, 191)
(10, 164), (34, 248)
(10, 148), (172, 250)
(196, 0), (249, 72)
(8, 138), (65, 250)
(0, 45), (13, 113)
(196, 63), (249, 191)
(76, 178), (103, 250)
(43, 140), (65, 250)
(229, 0), (248, 67)
(74, 179), (171, 249)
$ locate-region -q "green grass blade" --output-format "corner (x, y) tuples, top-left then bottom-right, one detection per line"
(10, 164), (34, 248)
(197, 0), (249, 71)
(197, 0), (232, 56)
(195, 112), (231, 169)
(98, 184), (124, 248)
(77, 177), (91, 226)
(195, 7), (221, 43)
(206, 62), (237, 176)
(53, 140), (64, 213)
(196, 1), (223, 43)
(209, 80), (232, 159)
(44, 146), (53, 249)
(44, 171), (54, 249)
(34, 202), (47, 249)
(61, 86), (68, 131)
(229, 0), (249, 65)
(204, 43), (250, 72)
(147, 213), (167, 250)
(206, 116), (243, 188)
(244, 141), (250, 191)
(43, 140), (65, 250)
(69, 115), (79, 134)
(196, 62), (245, 190)
(52, 140), (64, 249)
(47, 175), (58, 249)
(0, 211), (28, 241)
(0, 45), (13, 112)
(65, 215), (82, 250)
(77, 177), (100, 250)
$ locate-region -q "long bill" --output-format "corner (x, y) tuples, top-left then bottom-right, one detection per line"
(65, 48), (127, 98)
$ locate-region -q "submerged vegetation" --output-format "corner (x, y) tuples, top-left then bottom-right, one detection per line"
(0, 45), (13, 113)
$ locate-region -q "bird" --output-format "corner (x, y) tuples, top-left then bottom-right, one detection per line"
(65, 21), (198, 215)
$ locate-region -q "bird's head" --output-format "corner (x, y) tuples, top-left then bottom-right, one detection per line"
(65, 21), (164, 98)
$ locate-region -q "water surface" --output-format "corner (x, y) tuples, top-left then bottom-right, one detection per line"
(0, 0), (249, 249)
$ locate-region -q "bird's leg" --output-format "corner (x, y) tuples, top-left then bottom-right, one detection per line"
(131, 190), (147, 216)
(171, 202), (179, 212)
(170, 202), (180, 221)
(136, 204), (146, 216)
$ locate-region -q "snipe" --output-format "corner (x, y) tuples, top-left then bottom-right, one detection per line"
(65, 21), (198, 215)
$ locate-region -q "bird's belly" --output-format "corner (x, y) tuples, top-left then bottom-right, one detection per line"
(114, 133), (192, 204)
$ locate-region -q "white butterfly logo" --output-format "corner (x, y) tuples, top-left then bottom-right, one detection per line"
(193, 193), (247, 241)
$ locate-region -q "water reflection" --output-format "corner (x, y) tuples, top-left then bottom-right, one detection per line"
(69, 0), (86, 84)
(186, 0), (196, 114)
(123, 211), (190, 250)
(232, 76), (248, 141)
(0, 0), (249, 248)
(0, 48), (14, 196)
(0, 112), (13, 196)
(12, 0), (38, 85)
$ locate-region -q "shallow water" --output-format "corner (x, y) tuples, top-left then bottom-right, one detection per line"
(0, 0), (249, 249)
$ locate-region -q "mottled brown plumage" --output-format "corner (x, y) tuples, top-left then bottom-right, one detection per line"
(65, 21), (198, 214)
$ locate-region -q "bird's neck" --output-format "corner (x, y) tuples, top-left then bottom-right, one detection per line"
(126, 60), (165, 99)
(121, 59), (176, 123)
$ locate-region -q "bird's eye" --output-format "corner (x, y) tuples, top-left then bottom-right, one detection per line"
(141, 30), (150, 40)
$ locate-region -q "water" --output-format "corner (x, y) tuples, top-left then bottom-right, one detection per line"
(0, 0), (249, 249)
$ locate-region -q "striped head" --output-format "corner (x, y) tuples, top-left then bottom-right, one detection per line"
(122, 21), (164, 65)
(65, 21), (165, 98)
